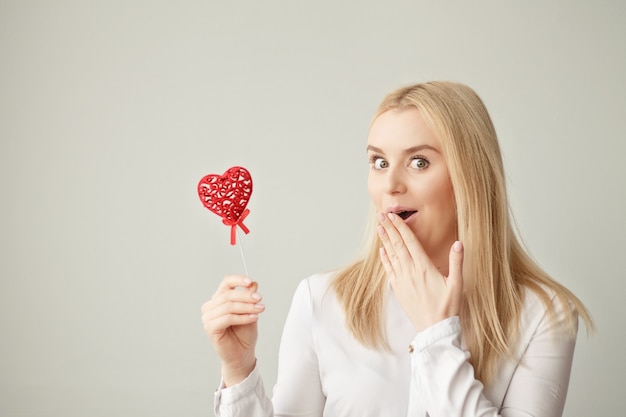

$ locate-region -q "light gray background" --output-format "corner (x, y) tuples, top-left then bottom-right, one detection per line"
(1, 1), (624, 416)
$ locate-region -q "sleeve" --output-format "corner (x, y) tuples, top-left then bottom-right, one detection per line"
(271, 278), (326, 416)
(213, 278), (325, 417)
(214, 365), (273, 417)
(498, 300), (578, 417)
(409, 299), (578, 417)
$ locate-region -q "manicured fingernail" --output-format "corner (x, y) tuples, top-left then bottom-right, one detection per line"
(387, 212), (396, 222)
(453, 241), (463, 252)
(254, 303), (265, 310)
(377, 213), (385, 222)
(243, 277), (252, 285)
(252, 293), (261, 300)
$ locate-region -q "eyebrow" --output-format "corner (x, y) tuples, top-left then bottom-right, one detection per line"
(366, 144), (440, 155)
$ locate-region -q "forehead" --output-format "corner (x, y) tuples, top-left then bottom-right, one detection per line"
(367, 108), (440, 149)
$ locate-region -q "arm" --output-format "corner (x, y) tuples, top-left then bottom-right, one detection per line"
(498, 298), (577, 416)
(410, 300), (577, 417)
(213, 278), (325, 417)
(377, 213), (577, 416)
(202, 275), (272, 417)
(214, 365), (273, 417)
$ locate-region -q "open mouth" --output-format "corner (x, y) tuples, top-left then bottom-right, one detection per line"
(396, 210), (417, 220)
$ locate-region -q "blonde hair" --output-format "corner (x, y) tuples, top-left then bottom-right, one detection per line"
(332, 81), (593, 384)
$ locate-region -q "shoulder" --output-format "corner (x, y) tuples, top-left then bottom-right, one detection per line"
(302, 271), (336, 295)
(290, 271), (341, 317)
(517, 285), (578, 350)
(521, 284), (577, 321)
(291, 271), (336, 299)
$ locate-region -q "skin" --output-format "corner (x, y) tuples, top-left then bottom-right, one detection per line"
(201, 276), (264, 386)
(202, 107), (465, 386)
(367, 108), (464, 331)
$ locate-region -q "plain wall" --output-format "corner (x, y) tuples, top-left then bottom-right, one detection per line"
(1, 1), (624, 416)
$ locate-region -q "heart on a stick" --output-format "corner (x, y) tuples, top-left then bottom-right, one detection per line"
(198, 166), (252, 245)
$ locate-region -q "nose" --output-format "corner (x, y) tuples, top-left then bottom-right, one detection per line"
(384, 166), (407, 195)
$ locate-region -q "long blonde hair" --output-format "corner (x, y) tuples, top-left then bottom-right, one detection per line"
(332, 81), (593, 384)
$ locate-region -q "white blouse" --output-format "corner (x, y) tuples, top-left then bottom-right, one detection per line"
(214, 272), (578, 417)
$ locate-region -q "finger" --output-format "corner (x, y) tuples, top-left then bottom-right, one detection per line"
(203, 311), (261, 336)
(376, 221), (392, 256)
(210, 276), (260, 306)
(216, 275), (254, 294)
(202, 300), (265, 328)
(377, 213), (407, 256)
(203, 288), (261, 316)
(206, 298), (265, 315)
(378, 213), (415, 275)
(377, 222), (403, 278)
(385, 212), (432, 268)
(202, 277), (262, 326)
(442, 241), (464, 318)
(378, 246), (394, 278)
(249, 281), (258, 294)
(447, 241), (464, 288)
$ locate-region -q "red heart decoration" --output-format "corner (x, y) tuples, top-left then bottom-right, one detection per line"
(198, 166), (252, 244)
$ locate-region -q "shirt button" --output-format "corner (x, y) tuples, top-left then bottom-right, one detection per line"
(408, 344), (414, 353)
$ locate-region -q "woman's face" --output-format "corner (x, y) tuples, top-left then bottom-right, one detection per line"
(367, 108), (457, 265)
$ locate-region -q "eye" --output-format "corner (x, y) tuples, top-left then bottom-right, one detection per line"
(371, 156), (389, 170)
(410, 157), (429, 170)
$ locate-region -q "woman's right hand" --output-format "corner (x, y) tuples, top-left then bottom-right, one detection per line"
(201, 275), (265, 387)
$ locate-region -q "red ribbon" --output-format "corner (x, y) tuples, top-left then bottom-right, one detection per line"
(222, 208), (250, 245)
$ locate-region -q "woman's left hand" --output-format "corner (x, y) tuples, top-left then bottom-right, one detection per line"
(377, 212), (464, 332)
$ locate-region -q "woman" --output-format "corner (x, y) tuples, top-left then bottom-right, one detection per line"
(202, 81), (593, 417)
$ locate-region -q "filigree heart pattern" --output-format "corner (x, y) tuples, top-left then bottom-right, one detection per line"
(198, 166), (252, 221)
(197, 166), (252, 245)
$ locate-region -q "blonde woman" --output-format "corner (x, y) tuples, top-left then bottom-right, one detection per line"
(202, 81), (593, 417)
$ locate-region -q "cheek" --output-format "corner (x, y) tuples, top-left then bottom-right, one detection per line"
(438, 185), (457, 227)
(438, 183), (455, 209)
(429, 174), (454, 204)
(367, 176), (378, 201)
(419, 176), (456, 216)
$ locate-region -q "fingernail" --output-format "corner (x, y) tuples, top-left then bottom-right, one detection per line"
(387, 212), (396, 222)
(243, 277), (252, 285)
(377, 213), (385, 222)
(254, 303), (265, 310)
(453, 241), (463, 252)
(252, 293), (261, 300)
